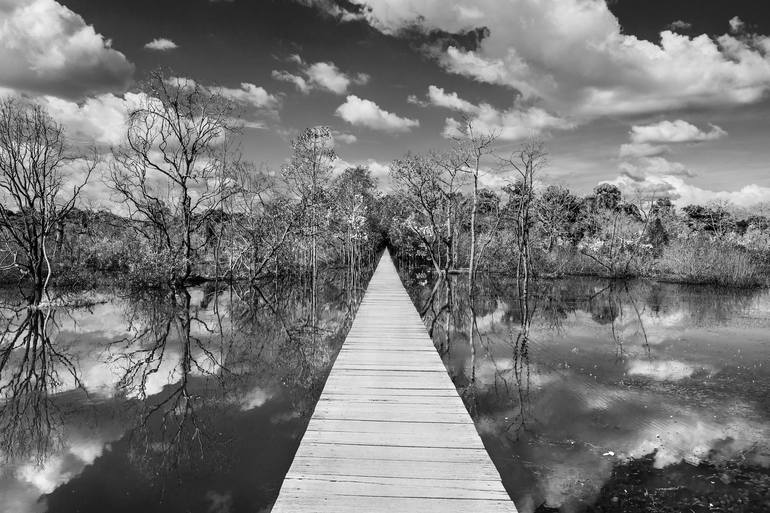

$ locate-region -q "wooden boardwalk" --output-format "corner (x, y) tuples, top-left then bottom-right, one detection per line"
(271, 250), (517, 512)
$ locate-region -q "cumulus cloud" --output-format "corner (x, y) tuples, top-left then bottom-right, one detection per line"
(729, 16), (745, 33)
(335, 95), (419, 133)
(668, 20), (692, 32)
(613, 118), (733, 198)
(272, 56), (368, 95)
(144, 37), (178, 51)
(426, 85), (477, 112)
(0, 0), (134, 98)
(271, 70), (310, 93)
(420, 85), (572, 140)
(608, 174), (770, 207)
(39, 92), (144, 146)
(630, 120), (727, 144)
(210, 82), (280, 110)
(318, 0), (770, 119)
(35, 80), (279, 149)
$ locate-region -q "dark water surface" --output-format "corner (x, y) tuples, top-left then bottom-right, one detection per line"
(401, 270), (770, 513)
(0, 269), (370, 513)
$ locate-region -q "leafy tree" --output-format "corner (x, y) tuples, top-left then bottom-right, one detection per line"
(537, 185), (581, 250)
(594, 183), (622, 211)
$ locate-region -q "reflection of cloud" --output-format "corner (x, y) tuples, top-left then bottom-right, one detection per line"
(16, 438), (107, 494)
(473, 300), (508, 331)
(626, 416), (769, 468)
(238, 387), (273, 410)
(0, 478), (47, 513)
(626, 359), (711, 381)
(205, 490), (233, 513)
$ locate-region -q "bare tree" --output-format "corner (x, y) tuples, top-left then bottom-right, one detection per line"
(0, 98), (95, 301)
(500, 140), (547, 298)
(111, 71), (241, 286)
(451, 120), (497, 293)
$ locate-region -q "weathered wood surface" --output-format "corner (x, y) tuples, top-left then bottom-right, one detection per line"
(271, 250), (516, 512)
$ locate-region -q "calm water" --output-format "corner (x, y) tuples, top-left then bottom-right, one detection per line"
(2, 266), (769, 513)
(0, 270), (370, 513)
(402, 271), (770, 512)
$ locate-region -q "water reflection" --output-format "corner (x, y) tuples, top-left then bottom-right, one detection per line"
(404, 272), (770, 512)
(0, 305), (77, 468)
(0, 269), (370, 513)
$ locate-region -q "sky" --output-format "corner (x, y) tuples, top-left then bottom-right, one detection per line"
(2, 0), (770, 207)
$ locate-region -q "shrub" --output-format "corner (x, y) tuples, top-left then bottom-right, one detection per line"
(656, 237), (764, 287)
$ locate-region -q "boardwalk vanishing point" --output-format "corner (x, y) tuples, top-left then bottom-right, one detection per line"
(272, 250), (517, 512)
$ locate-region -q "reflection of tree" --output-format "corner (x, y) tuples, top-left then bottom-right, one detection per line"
(110, 286), (230, 473)
(505, 278), (534, 439)
(109, 268), (371, 475)
(0, 303), (80, 465)
(586, 283), (652, 361)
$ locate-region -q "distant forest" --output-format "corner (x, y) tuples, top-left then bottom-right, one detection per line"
(1, 70), (768, 298)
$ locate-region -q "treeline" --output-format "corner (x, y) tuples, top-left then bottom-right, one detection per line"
(0, 71), (386, 294)
(0, 70), (767, 293)
(381, 134), (769, 288)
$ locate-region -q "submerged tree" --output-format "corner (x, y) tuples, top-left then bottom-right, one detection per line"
(111, 71), (241, 286)
(282, 127), (335, 318)
(451, 120), (497, 293)
(501, 140), (547, 296)
(0, 98), (95, 300)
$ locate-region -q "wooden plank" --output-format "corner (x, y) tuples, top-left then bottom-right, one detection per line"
(270, 249), (517, 512)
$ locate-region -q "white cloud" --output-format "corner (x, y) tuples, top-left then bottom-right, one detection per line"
(144, 38), (178, 51)
(306, 62), (352, 94)
(271, 70), (310, 93)
(210, 82), (280, 110)
(668, 20), (692, 32)
(0, 0), (134, 98)
(729, 16), (745, 33)
(426, 85), (477, 112)
(322, 1), (770, 119)
(627, 359), (708, 381)
(443, 104), (572, 141)
(427, 86), (572, 141)
(335, 95), (419, 133)
(272, 56), (368, 95)
(630, 120), (727, 144)
(608, 174), (770, 207)
(39, 92), (145, 146)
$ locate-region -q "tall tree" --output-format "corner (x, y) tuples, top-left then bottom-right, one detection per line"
(111, 71), (241, 286)
(391, 152), (465, 275)
(0, 98), (95, 301)
(501, 140), (547, 298)
(452, 120), (497, 292)
(282, 126), (335, 319)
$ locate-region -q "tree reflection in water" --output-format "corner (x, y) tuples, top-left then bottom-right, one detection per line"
(0, 266), (372, 511)
(406, 271), (770, 512)
(0, 302), (79, 466)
